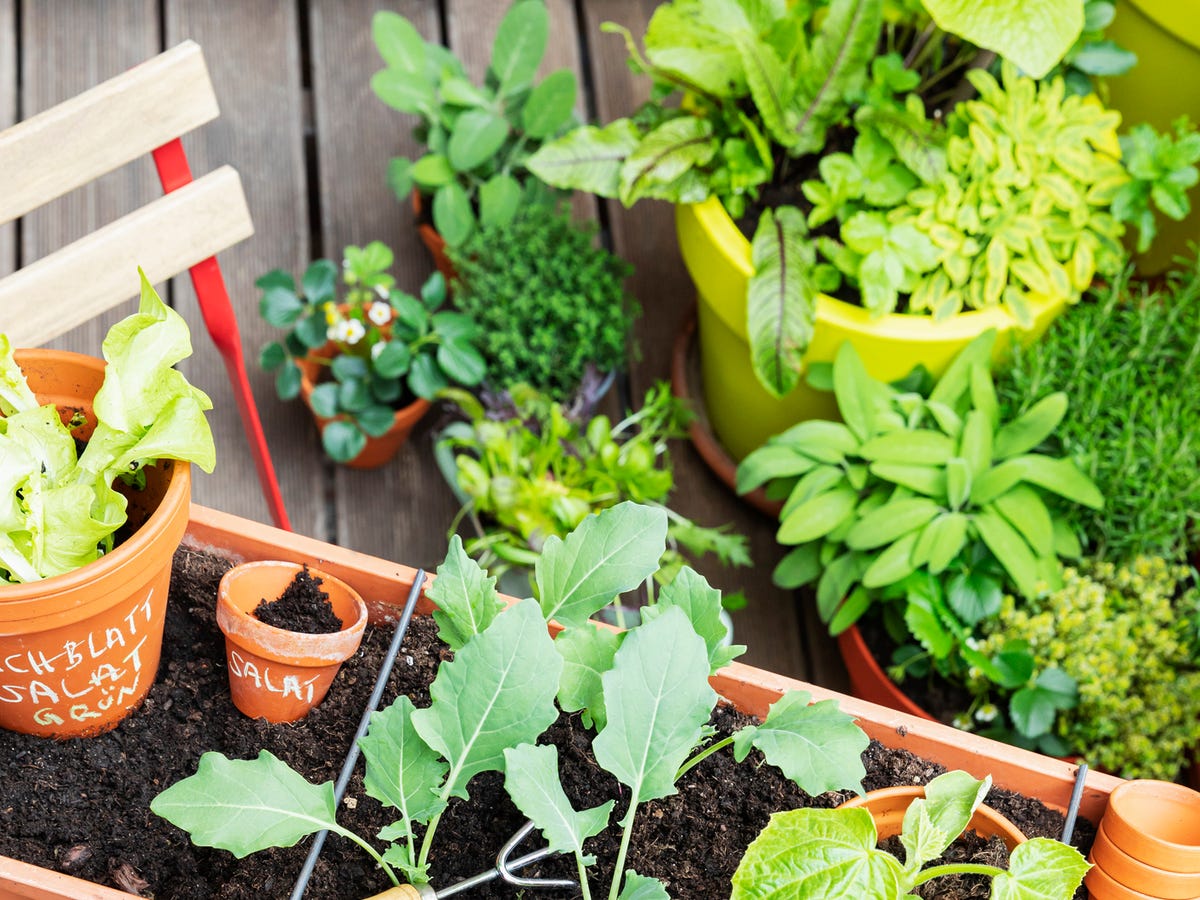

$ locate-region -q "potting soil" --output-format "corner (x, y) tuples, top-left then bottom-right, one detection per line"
(0, 547), (1094, 899)
(252, 565), (343, 634)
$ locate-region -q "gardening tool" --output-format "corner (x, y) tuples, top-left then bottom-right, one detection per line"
(362, 820), (574, 899)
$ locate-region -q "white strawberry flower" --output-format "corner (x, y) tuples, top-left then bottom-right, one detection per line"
(367, 301), (392, 327)
(333, 318), (366, 345)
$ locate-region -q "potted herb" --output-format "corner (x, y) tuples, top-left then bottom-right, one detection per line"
(434, 381), (751, 601)
(370, 0), (577, 268)
(257, 241), (486, 467)
(446, 201), (638, 403)
(0, 271), (215, 738)
(736, 331), (1103, 757)
(527, 0), (1200, 460)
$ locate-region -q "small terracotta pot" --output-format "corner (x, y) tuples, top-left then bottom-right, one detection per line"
(1095, 780), (1200, 875)
(411, 189), (456, 284)
(216, 561), (368, 723)
(0, 350), (190, 738)
(296, 343), (431, 470)
(1088, 820), (1200, 899)
(838, 784), (1026, 851)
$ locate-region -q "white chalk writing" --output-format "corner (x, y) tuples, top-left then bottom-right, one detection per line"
(229, 649), (320, 704)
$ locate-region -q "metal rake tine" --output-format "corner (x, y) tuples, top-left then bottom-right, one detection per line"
(496, 821), (576, 891)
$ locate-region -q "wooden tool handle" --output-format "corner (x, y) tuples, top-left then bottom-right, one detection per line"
(361, 885), (435, 900)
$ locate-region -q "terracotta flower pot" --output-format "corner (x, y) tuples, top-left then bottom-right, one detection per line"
(215, 560), (368, 723)
(411, 189), (456, 285)
(296, 343), (431, 470)
(0, 349), (191, 739)
(838, 784), (1026, 851)
(1093, 780), (1200, 875)
(1089, 820), (1200, 899)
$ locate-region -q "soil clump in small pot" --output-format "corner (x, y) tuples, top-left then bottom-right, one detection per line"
(252, 565), (342, 634)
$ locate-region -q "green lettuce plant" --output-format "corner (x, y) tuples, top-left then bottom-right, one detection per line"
(446, 202), (638, 400)
(152, 502), (869, 899)
(257, 241), (486, 463)
(371, 0), (577, 247)
(731, 770), (1089, 898)
(975, 557), (1200, 780)
(527, 0), (1198, 400)
(0, 271), (215, 583)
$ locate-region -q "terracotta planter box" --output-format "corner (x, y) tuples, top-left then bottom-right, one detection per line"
(0, 505), (1125, 898)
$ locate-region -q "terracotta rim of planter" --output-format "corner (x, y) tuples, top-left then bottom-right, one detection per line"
(296, 342), (431, 470)
(1100, 779), (1200, 873)
(411, 189), (456, 284)
(1089, 819), (1200, 898)
(838, 784), (1026, 851)
(669, 308), (783, 520)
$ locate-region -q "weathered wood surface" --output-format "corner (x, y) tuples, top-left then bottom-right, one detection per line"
(0, 0), (848, 688)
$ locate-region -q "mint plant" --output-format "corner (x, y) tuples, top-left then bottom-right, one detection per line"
(371, 0), (577, 247)
(152, 502), (869, 898)
(731, 770), (1089, 898)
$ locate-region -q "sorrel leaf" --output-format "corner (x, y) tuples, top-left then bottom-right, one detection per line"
(150, 751), (339, 857)
(412, 598), (562, 800)
(503, 743), (614, 861)
(360, 695), (449, 826)
(428, 534), (504, 650)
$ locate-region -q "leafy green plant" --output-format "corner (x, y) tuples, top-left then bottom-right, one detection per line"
(0, 271), (215, 583)
(257, 241), (486, 463)
(527, 0), (1197, 400)
(446, 203), (638, 400)
(370, 0), (577, 247)
(436, 381), (750, 590)
(152, 502), (870, 899)
(731, 770), (1089, 899)
(975, 556), (1200, 780)
(996, 269), (1200, 564)
(1112, 117), (1200, 253)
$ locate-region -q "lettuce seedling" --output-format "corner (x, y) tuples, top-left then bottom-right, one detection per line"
(152, 502), (869, 898)
(0, 270), (215, 582)
(731, 770), (1089, 899)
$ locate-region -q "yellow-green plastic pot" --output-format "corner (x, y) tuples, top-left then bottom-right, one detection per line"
(1105, 0), (1200, 275)
(675, 197), (1066, 461)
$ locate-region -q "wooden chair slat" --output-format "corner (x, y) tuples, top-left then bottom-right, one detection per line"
(0, 167), (252, 347)
(0, 40), (218, 225)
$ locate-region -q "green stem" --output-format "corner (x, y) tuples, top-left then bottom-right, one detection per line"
(676, 736), (735, 782)
(329, 824), (400, 886)
(912, 863), (1005, 886)
(608, 806), (640, 900)
(417, 809), (445, 873)
(576, 852), (594, 900)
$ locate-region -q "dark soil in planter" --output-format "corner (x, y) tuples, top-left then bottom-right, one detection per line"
(253, 565), (342, 634)
(0, 548), (1095, 899)
(879, 832), (1009, 899)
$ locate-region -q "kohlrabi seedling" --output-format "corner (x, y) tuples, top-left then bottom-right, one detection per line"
(730, 770), (1089, 899)
(152, 502), (870, 899)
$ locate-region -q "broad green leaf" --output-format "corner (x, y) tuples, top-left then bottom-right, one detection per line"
(861, 529), (921, 588)
(360, 696), (449, 826)
(828, 585), (873, 635)
(436, 339), (486, 387)
(150, 751), (337, 857)
(928, 330), (997, 408)
(777, 484), (858, 544)
(945, 457), (971, 510)
(974, 455), (1103, 509)
(791, 0), (884, 154)
(522, 69), (577, 139)
(905, 579), (954, 657)
(992, 485), (1054, 556)
(945, 569), (1003, 624)
(448, 110), (510, 172)
(845, 498), (941, 551)
(912, 512), (969, 573)
(735, 444), (816, 494)
(730, 808), (903, 899)
(428, 534), (504, 650)
(974, 506), (1041, 599)
(901, 771), (990, 870)
(526, 119), (641, 197)
(431, 182), (475, 247)
(970, 364), (999, 431)
(732, 691), (868, 795)
(773, 419), (860, 463)
(618, 116), (716, 207)
(855, 102), (947, 184)
(617, 871), (671, 900)
(322, 419), (366, 463)
(780, 464), (847, 520)
(1010, 685), (1060, 738)
(372, 11), (426, 75)
(869, 462), (946, 497)
(478, 173), (522, 228)
(491, 0), (548, 95)
(371, 69), (435, 115)
(643, 566), (745, 672)
(859, 430), (955, 464)
(734, 30), (792, 147)
(503, 743), (613, 862)
(994, 392), (1067, 459)
(412, 598), (562, 800)
(555, 625), (622, 730)
(923, 0), (1083, 78)
(410, 153), (454, 188)
(535, 502), (668, 628)
(816, 551), (870, 623)
(643, 2), (744, 96)
(992, 837), (1090, 899)
(833, 340), (889, 441)
(775, 543), (823, 589)
(958, 410), (993, 479)
(747, 207), (817, 398)
(593, 608), (716, 804)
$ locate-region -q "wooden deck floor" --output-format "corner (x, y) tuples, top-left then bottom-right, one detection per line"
(0, 0), (848, 689)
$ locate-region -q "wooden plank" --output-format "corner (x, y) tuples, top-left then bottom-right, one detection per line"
(19, 0), (160, 356)
(0, 41), (217, 224)
(0, 0), (14, 277)
(0, 168), (254, 347)
(165, 0), (327, 535)
(582, 0), (814, 681)
(309, 0), (459, 567)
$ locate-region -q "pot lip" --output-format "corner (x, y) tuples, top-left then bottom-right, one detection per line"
(0, 349), (192, 610)
(1092, 819), (1200, 893)
(1103, 779), (1200, 869)
(677, 196), (1062, 339)
(216, 560), (369, 666)
(1085, 856), (1167, 899)
(838, 784), (1026, 851)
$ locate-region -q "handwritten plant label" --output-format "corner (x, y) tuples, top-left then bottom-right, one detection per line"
(227, 649), (323, 704)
